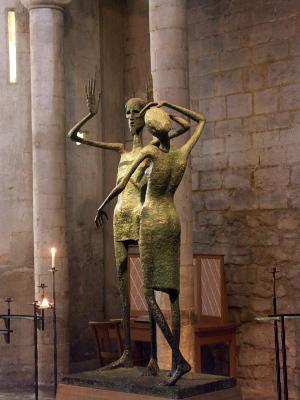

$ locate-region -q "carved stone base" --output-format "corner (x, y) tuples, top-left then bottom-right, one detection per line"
(57, 367), (242, 400)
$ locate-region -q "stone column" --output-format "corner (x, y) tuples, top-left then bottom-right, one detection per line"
(21, 0), (71, 383)
(149, 0), (195, 369)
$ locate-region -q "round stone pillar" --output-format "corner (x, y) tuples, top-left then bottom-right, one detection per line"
(149, 0), (195, 370)
(21, 0), (71, 383)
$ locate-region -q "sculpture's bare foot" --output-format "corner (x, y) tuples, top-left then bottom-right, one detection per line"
(142, 358), (159, 376)
(160, 358), (191, 386)
(166, 358), (177, 376)
(98, 351), (133, 372)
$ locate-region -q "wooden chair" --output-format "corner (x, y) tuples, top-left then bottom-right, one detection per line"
(193, 254), (240, 377)
(127, 245), (148, 319)
(89, 248), (150, 368)
(127, 246), (151, 365)
(89, 320), (123, 367)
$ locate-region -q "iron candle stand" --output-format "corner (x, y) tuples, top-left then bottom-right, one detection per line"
(33, 301), (39, 400)
(0, 298), (45, 400)
(280, 315), (288, 400)
(4, 297), (13, 344)
(50, 264), (58, 395)
(272, 267), (282, 400)
(256, 269), (300, 400)
(0, 298), (13, 343)
(37, 271), (59, 396)
(0, 248), (59, 399)
(37, 282), (52, 330)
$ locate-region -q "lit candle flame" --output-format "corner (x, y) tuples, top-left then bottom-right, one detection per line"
(39, 297), (50, 309)
(51, 247), (56, 269)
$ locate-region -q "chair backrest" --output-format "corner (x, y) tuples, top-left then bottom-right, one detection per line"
(128, 246), (148, 318)
(127, 249), (228, 325)
(194, 254), (228, 325)
(89, 321), (123, 366)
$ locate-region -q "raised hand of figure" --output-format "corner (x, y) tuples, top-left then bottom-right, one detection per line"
(95, 207), (108, 228)
(85, 77), (100, 116)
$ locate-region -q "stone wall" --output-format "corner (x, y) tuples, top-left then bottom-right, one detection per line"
(0, 0), (34, 386)
(188, 0), (300, 398)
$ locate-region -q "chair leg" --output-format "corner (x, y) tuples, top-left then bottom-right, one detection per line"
(93, 326), (104, 367)
(229, 335), (237, 377)
(194, 338), (202, 373)
(114, 324), (123, 358)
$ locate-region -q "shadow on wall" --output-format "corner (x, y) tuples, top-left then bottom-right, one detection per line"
(76, 199), (100, 228)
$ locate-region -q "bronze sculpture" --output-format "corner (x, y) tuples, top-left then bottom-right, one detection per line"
(67, 78), (190, 374)
(95, 102), (206, 385)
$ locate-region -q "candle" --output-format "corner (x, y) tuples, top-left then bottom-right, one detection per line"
(51, 247), (56, 269)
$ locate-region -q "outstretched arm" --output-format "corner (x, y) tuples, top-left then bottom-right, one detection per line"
(95, 147), (154, 227)
(67, 78), (124, 153)
(67, 114), (124, 151)
(158, 102), (206, 155)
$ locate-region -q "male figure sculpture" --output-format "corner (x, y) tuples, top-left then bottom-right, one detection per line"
(68, 79), (190, 373)
(95, 102), (206, 385)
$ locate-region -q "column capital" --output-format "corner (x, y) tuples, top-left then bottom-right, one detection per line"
(20, 0), (72, 11)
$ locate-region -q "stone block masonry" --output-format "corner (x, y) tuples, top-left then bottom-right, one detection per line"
(188, 0), (300, 398)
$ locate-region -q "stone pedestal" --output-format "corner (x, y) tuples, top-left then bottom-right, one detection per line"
(149, 0), (195, 369)
(57, 368), (242, 400)
(57, 385), (242, 400)
(20, 0), (72, 384)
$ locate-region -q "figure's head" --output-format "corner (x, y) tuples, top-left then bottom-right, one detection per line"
(125, 97), (147, 135)
(145, 107), (171, 140)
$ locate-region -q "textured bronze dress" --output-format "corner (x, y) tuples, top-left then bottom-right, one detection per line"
(113, 148), (148, 242)
(139, 145), (187, 293)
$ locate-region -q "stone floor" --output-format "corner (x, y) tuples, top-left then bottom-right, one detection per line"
(0, 388), (54, 399)
(0, 387), (273, 400)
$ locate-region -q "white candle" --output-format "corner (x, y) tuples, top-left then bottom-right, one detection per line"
(51, 247), (56, 269)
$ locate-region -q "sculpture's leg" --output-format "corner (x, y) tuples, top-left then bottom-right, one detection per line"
(170, 290), (180, 373)
(99, 241), (133, 371)
(144, 288), (190, 386)
(142, 309), (159, 376)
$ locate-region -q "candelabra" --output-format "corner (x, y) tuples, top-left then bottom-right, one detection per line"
(255, 267), (300, 400)
(0, 247), (59, 400)
(0, 298), (44, 400)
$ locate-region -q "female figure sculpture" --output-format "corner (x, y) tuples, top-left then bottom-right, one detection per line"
(95, 102), (206, 385)
(67, 79), (190, 373)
